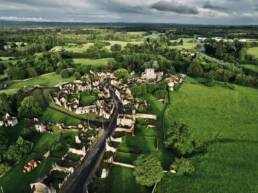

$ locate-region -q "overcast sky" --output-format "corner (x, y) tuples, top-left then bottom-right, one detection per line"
(0, 0), (257, 25)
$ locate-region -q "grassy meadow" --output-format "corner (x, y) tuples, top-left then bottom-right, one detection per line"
(0, 73), (75, 94)
(156, 78), (258, 193)
(247, 47), (258, 59)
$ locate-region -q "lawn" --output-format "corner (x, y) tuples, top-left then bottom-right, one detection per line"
(80, 92), (97, 106)
(119, 135), (157, 154)
(247, 47), (258, 59)
(105, 166), (150, 193)
(0, 72), (75, 94)
(156, 78), (258, 193)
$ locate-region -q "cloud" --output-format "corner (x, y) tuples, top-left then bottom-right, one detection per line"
(150, 0), (199, 15)
(0, 16), (50, 22)
(203, 1), (228, 12)
(0, 0), (257, 24)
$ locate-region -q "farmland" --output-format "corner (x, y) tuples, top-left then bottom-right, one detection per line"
(156, 78), (258, 193)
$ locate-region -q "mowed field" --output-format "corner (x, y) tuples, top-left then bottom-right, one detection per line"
(247, 47), (258, 58)
(169, 38), (197, 50)
(66, 58), (114, 67)
(157, 79), (258, 193)
(0, 73), (75, 94)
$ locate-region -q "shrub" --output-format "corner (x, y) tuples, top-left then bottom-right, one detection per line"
(170, 158), (195, 175)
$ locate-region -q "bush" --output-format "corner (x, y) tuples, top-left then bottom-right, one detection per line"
(187, 63), (204, 77)
(18, 96), (43, 119)
(60, 69), (71, 78)
(113, 68), (129, 80)
(170, 158), (195, 175)
(74, 71), (81, 80)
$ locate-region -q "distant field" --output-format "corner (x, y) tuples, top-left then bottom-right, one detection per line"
(157, 78), (258, 193)
(169, 38), (197, 50)
(105, 40), (143, 50)
(241, 64), (258, 74)
(0, 72), (75, 94)
(66, 58), (114, 67)
(247, 47), (258, 58)
(51, 43), (94, 53)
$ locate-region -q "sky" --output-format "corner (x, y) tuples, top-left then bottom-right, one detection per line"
(0, 0), (258, 25)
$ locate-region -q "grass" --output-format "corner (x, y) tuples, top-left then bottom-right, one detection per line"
(241, 64), (258, 74)
(156, 78), (258, 193)
(41, 108), (81, 126)
(119, 135), (157, 154)
(51, 43), (94, 53)
(80, 92), (97, 106)
(105, 166), (150, 193)
(105, 40), (143, 50)
(0, 72), (75, 94)
(169, 38), (197, 50)
(66, 58), (114, 67)
(0, 132), (63, 193)
(247, 47), (258, 59)
(49, 102), (100, 121)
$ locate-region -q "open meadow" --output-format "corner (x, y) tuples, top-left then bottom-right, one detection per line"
(157, 78), (258, 193)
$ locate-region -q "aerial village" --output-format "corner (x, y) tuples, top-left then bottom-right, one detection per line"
(0, 67), (186, 193)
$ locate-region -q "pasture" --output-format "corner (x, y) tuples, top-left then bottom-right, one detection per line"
(0, 73), (75, 94)
(156, 78), (258, 193)
(247, 47), (258, 58)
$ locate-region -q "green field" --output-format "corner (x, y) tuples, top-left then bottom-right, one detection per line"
(156, 79), (258, 193)
(66, 58), (114, 67)
(0, 73), (75, 94)
(169, 38), (197, 50)
(51, 43), (94, 53)
(105, 166), (150, 193)
(247, 47), (258, 58)
(41, 108), (81, 126)
(241, 64), (258, 74)
(105, 40), (143, 50)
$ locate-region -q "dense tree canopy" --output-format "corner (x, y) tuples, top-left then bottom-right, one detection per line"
(18, 96), (43, 119)
(133, 154), (164, 186)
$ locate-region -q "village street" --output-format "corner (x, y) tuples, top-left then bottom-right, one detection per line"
(59, 88), (123, 193)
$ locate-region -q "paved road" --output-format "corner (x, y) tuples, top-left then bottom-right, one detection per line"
(59, 89), (123, 193)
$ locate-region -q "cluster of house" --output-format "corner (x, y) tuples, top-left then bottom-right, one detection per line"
(23, 160), (41, 173)
(52, 72), (118, 120)
(0, 113), (18, 127)
(180, 49), (197, 59)
(166, 74), (187, 91)
(23, 151), (50, 173)
(30, 130), (98, 193)
(34, 118), (90, 133)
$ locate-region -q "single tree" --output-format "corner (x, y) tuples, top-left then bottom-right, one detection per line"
(18, 96), (43, 119)
(133, 154), (164, 186)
